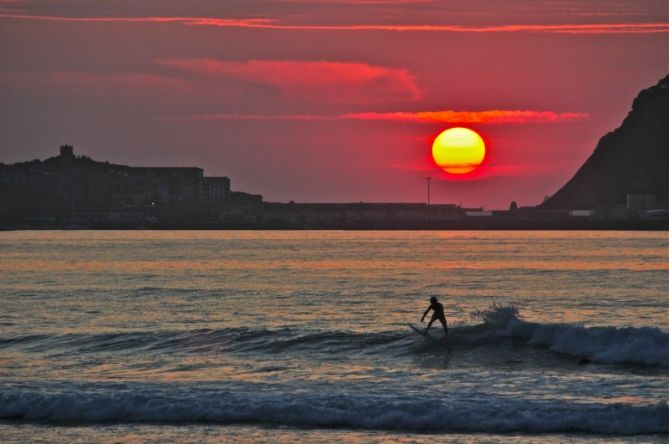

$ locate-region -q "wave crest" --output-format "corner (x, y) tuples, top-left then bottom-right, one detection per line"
(471, 305), (669, 367)
(2, 305), (667, 367)
(1, 386), (667, 434)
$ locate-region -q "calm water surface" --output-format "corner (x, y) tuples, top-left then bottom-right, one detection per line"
(0, 230), (667, 442)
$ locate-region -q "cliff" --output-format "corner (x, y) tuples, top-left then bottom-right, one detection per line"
(542, 75), (669, 209)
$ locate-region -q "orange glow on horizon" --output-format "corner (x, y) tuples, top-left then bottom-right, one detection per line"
(432, 127), (486, 175)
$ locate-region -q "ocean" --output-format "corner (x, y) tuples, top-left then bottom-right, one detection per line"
(0, 230), (667, 443)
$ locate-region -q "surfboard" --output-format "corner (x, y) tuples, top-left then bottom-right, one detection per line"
(408, 324), (447, 345)
(408, 323), (428, 336)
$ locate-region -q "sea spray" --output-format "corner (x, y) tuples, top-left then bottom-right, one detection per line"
(471, 305), (669, 367)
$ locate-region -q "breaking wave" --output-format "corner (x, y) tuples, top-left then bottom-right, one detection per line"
(469, 305), (669, 367)
(1, 385), (667, 434)
(1, 305), (667, 367)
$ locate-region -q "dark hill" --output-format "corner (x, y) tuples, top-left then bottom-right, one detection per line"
(542, 74), (669, 209)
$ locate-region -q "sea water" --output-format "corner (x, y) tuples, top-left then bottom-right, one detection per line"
(0, 230), (667, 443)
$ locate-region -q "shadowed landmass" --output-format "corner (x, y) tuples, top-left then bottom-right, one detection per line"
(542, 74), (669, 210)
(1, 76), (668, 230)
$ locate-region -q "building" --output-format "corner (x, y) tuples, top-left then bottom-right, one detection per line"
(0, 145), (233, 222)
(130, 167), (204, 205)
(626, 194), (657, 211)
(201, 177), (231, 203)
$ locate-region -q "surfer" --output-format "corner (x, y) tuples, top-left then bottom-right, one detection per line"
(421, 296), (448, 336)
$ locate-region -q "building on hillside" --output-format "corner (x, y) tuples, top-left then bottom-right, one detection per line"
(0, 145), (233, 222)
(201, 177), (231, 202)
(129, 167), (204, 205)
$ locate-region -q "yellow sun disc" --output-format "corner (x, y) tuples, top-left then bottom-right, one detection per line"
(432, 127), (486, 174)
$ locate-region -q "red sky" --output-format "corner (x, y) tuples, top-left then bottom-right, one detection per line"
(1, 0), (667, 208)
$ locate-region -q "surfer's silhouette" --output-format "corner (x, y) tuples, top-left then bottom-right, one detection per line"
(421, 296), (448, 336)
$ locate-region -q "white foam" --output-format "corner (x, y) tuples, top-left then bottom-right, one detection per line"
(476, 305), (669, 367)
(1, 387), (667, 434)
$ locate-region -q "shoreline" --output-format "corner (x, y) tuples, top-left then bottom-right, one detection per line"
(2, 220), (668, 231)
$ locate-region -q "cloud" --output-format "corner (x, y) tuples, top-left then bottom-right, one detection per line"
(1, 13), (667, 34)
(472, 160), (580, 177)
(390, 160), (581, 182)
(186, 20), (669, 35)
(0, 13), (271, 26)
(187, 114), (328, 121)
(340, 110), (590, 123)
(271, 0), (432, 3)
(157, 59), (421, 103)
(187, 109), (589, 124)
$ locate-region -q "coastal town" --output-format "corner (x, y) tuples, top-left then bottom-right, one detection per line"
(1, 145), (667, 230)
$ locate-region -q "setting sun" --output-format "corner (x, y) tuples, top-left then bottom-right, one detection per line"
(432, 127), (486, 175)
